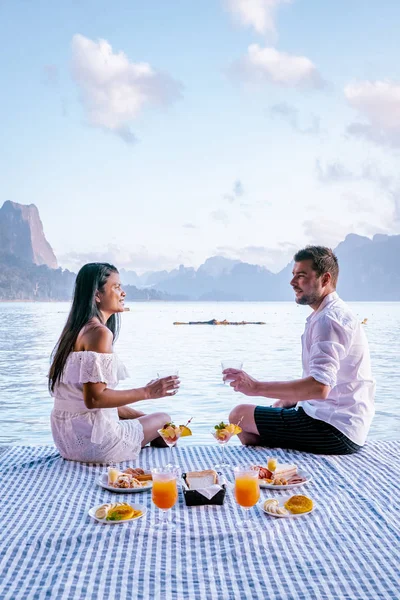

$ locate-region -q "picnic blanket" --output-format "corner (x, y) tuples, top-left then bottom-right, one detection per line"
(0, 442), (399, 600)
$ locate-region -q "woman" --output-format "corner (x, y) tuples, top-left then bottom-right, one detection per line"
(49, 262), (178, 463)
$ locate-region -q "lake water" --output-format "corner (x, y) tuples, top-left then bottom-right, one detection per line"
(0, 301), (399, 446)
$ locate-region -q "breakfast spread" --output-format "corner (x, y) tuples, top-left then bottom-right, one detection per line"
(95, 502), (143, 521)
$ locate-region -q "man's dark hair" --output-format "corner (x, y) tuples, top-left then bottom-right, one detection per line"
(294, 246), (339, 287)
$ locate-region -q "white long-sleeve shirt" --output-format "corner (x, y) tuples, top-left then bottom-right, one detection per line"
(300, 292), (375, 446)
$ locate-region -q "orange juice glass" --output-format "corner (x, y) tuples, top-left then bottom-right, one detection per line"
(234, 466), (260, 527)
(151, 467), (178, 525)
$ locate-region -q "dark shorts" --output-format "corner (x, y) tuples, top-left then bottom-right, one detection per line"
(254, 406), (362, 455)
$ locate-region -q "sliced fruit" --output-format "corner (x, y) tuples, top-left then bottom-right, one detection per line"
(214, 421), (228, 430)
(106, 503), (136, 521)
(284, 495), (313, 514)
(227, 423), (242, 435)
(179, 425), (192, 437)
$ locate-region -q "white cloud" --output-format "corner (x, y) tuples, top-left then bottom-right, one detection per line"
(224, 179), (245, 203)
(235, 45), (324, 88)
(271, 103), (320, 135)
(71, 34), (182, 142)
(216, 242), (298, 271)
(302, 219), (352, 248)
(225, 0), (292, 36)
(210, 209), (229, 224)
(57, 243), (193, 274)
(345, 80), (400, 147)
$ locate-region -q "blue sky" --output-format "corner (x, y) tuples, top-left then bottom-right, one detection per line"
(1, 0), (400, 273)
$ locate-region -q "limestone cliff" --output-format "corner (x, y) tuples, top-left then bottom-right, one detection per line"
(0, 200), (57, 268)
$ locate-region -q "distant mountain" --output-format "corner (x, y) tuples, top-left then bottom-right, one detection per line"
(1, 201), (399, 301)
(0, 201), (57, 268)
(335, 233), (400, 300)
(119, 235), (400, 301)
(0, 201), (184, 301)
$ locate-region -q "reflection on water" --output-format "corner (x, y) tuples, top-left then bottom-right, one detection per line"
(0, 301), (399, 446)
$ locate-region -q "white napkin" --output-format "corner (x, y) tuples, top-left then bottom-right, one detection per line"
(192, 484), (223, 500)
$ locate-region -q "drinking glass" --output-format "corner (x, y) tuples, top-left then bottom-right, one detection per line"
(221, 360), (243, 384)
(156, 369), (180, 395)
(157, 426), (182, 468)
(211, 428), (234, 469)
(234, 466), (260, 528)
(151, 466), (179, 526)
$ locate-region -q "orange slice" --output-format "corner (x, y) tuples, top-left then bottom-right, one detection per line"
(106, 503), (136, 521)
(179, 425), (192, 437)
(284, 495), (313, 514)
(226, 423), (242, 435)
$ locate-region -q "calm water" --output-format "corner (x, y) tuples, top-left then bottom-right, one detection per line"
(0, 302), (399, 446)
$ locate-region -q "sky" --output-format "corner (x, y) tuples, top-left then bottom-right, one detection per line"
(1, 0), (400, 274)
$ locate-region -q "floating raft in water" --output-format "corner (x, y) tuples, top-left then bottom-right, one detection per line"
(173, 319), (265, 325)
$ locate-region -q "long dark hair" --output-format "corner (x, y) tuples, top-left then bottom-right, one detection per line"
(49, 262), (121, 392)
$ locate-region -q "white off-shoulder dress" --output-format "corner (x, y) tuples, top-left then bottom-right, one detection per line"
(50, 351), (144, 463)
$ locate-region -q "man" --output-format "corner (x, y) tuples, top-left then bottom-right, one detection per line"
(225, 246), (375, 454)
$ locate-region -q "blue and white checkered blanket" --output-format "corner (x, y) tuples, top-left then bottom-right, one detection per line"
(0, 442), (399, 600)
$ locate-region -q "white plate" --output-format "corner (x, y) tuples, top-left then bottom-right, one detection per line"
(88, 503), (147, 524)
(258, 470), (312, 490)
(258, 498), (315, 518)
(98, 473), (153, 493)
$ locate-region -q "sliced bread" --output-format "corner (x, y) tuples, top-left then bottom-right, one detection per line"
(186, 469), (218, 489)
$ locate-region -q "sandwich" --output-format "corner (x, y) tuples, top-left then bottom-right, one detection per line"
(186, 469), (218, 490)
(273, 463), (297, 480)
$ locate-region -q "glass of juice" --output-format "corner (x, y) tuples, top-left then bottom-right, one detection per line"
(151, 466), (179, 526)
(234, 466), (260, 528)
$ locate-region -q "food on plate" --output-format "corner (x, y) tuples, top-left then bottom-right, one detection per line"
(263, 499), (289, 515)
(284, 495), (313, 514)
(267, 458), (277, 473)
(105, 469), (151, 489)
(94, 502), (142, 521)
(186, 469), (218, 490)
(95, 503), (113, 519)
(113, 474), (144, 489)
(123, 468), (152, 482)
(254, 463), (299, 484)
(107, 503), (137, 521)
(213, 421), (242, 442)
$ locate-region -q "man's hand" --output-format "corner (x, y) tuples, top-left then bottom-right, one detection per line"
(223, 369), (260, 396)
(272, 398), (297, 409)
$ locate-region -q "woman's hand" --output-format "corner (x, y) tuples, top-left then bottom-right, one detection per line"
(222, 369), (260, 396)
(145, 376), (180, 399)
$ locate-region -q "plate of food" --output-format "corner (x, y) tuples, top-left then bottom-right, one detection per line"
(259, 495), (315, 518)
(254, 462), (312, 489)
(89, 502), (147, 524)
(98, 468), (153, 493)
